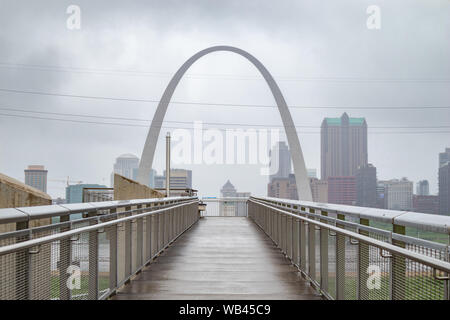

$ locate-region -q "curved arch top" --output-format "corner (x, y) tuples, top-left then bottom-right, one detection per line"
(137, 46), (312, 201)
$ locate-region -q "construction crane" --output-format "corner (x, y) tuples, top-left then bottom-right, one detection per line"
(48, 176), (83, 187)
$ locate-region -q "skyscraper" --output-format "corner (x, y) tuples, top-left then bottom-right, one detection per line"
(384, 178), (413, 211)
(328, 176), (356, 205)
(356, 164), (377, 208)
(111, 154), (139, 186)
(416, 180), (430, 196)
(309, 178), (328, 203)
(163, 168), (192, 189)
(24, 165), (48, 193)
(439, 162), (450, 215)
(321, 113), (368, 180)
(439, 148), (450, 168)
(268, 174), (298, 200)
(269, 141), (292, 181)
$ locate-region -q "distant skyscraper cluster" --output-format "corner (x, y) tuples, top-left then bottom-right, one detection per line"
(265, 112), (449, 215)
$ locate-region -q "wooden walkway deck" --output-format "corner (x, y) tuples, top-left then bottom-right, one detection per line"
(111, 217), (322, 300)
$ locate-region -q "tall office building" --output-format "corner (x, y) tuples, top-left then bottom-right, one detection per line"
(439, 148), (450, 168)
(416, 180), (430, 196)
(154, 174), (165, 189)
(111, 154), (139, 186)
(154, 169), (193, 190)
(309, 178), (328, 203)
(268, 174), (298, 200)
(328, 176), (356, 205)
(439, 162), (450, 215)
(384, 178), (413, 211)
(24, 165), (48, 193)
(164, 169), (192, 189)
(413, 195), (439, 214)
(269, 141), (292, 181)
(66, 184), (107, 203)
(356, 164), (377, 208)
(376, 182), (387, 209)
(321, 113), (368, 180)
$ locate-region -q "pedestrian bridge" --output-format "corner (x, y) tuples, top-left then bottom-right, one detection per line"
(0, 196), (449, 300)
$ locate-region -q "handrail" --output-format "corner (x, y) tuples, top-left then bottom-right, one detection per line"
(0, 200), (198, 256)
(254, 197), (450, 252)
(0, 196), (196, 224)
(249, 198), (450, 273)
(252, 196), (450, 234)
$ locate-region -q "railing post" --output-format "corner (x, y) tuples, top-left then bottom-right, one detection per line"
(336, 213), (346, 300)
(320, 210), (329, 294)
(124, 206), (132, 280)
(308, 208), (316, 283)
(299, 209), (306, 273)
(136, 206), (143, 270)
(392, 224), (406, 300)
(108, 208), (118, 294)
(287, 216), (292, 259)
(293, 215), (300, 267)
(358, 218), (370, 300)
(59, 215), (71, 300)
(145, 204), (152, 262)
(88, 211), (99, 300)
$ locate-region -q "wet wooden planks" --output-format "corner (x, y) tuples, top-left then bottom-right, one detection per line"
(111, 217), (322, 300)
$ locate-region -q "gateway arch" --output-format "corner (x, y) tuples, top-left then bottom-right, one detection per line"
(137, 46), (312, 201)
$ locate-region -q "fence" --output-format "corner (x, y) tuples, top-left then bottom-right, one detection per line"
(249, 196), (450, 300)
(0, 197), (199, 300)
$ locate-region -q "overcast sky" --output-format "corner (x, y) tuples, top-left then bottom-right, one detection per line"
(0, 0), (449, 199)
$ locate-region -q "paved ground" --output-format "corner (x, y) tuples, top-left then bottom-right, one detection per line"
(111, 217), (322, 300)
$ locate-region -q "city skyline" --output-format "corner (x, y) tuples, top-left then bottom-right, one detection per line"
(0, 1), (448, 200)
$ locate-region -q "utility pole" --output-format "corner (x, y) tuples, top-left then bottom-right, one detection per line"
(166, 132), (171, 197)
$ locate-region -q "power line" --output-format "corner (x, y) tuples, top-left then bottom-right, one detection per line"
(1, 61), (449, 83)
(1, 112), (450, 135)
(1, 87), (449, 110)
(1, 106), (450, 129)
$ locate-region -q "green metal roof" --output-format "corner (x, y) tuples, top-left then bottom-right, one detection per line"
(324, 117), (365, 126)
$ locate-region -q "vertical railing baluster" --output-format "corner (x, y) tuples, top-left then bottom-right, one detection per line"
(124, 206), (132, 280)
(320, 210), (329, 295)
(88, 211), (99, 300)
(336, 213), (346, 300)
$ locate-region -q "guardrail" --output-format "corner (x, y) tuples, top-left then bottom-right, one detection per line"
(249, 197), (450, 300)
(0, 197), (199, 300)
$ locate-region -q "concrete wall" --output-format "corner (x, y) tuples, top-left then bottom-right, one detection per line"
(0, 173), (52, 233)
(0, 173), (52, 299)
(113, 173), (163, 200)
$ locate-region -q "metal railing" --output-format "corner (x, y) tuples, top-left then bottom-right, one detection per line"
(248, 197), (450, 300)
(0, 197), (199, 300)
(200, 197), (249, 217)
